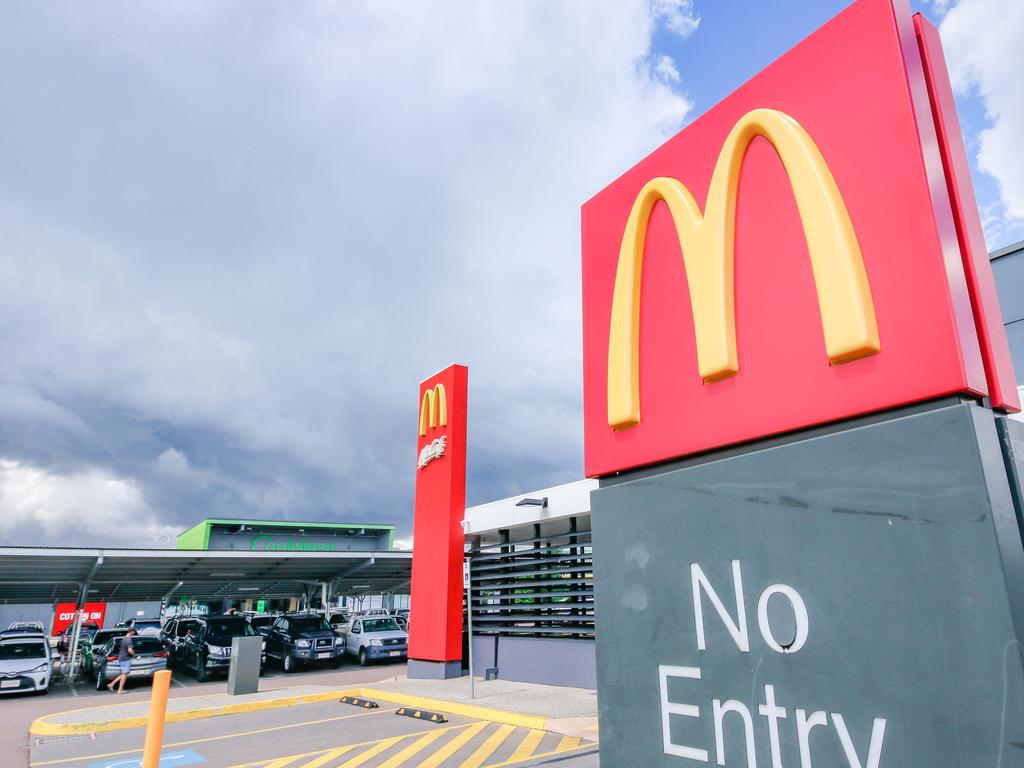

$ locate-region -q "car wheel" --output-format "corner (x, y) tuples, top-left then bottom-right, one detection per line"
(282, 653), (295, 673)
(195, 655), (208, 683)
(358, 647), (368, 667)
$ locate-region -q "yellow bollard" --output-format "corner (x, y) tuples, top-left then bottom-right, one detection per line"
(141, 669), (172, 768)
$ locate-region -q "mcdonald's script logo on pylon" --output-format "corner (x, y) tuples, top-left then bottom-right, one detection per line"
(606, 108), (880, 430)
(418, 383), (447, 470)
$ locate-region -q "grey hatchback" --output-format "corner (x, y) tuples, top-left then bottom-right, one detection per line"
(94, 636), (168, 690)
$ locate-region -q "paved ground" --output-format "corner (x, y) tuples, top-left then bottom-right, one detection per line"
(1, 660), (406, 766)
(8, 662), (600, 768)
(30, 700), (597, 767)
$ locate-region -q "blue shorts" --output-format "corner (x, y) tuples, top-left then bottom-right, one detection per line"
(118, 661), (131, 674)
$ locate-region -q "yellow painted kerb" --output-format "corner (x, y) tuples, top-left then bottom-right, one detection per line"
(607, 107), (880, 430)
(30, 686), (548, 736)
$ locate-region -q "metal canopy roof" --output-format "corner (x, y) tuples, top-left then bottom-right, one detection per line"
(0, 547), (411, 604)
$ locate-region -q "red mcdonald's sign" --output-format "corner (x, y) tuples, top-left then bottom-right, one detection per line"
(408, 364), (468, 667)
(582, 0), (1018, 477)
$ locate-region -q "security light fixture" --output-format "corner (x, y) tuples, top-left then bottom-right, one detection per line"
(210, 573), (247, 578)
(515, 497), (548, 508)
(237, 587), (261, 592)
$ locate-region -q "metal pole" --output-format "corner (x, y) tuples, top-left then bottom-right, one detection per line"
(465, 556), (474, 700)
(141, 670), (172, 768)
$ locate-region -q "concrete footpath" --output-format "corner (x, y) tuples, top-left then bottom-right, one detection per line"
(31, 676), (599, 739)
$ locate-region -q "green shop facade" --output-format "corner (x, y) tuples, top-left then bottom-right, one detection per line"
(176, 518), (396, 553)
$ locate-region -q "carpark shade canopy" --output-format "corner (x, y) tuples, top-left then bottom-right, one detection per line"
(0, 546), (412, 604)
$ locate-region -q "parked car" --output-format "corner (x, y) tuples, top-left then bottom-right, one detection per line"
(81, 628), (128, 675)
(325, 611), (351, 639)
(0, 623), (47, 640)
(56, 622), (100, 654)
(122, 618), (163, 637)
(344, 616), (408, 666)
(7, 621), (45, 633)
(0, 633), (51, 695)
(160, 617), (200, 668)
(265, 613), (344, 673)
(93, 635), (169, 690)
(358, 609), (391, 618)
(247, 614), (276, 637)
(179, 615), (265, 682)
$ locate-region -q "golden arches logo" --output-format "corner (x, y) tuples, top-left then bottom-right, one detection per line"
(607, 108), (881, 430)
(419, 383), (448, 436)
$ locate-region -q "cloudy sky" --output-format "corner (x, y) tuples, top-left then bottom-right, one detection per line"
(0, 0), (1020, 548)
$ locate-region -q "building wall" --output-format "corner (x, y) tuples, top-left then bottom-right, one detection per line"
(471, 636), (596, 689)
(992, 241), (1024, 386)
(0, 601), (161, 633)
(176, 519), (395, 551)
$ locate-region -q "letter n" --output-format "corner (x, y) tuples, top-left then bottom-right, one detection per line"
(691, 561), (749, 652)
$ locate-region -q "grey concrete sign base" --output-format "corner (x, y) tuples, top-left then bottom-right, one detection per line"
(227, 635), (263, 695)
(592, 400), (1024, 767)
(408, 658), (463, 679)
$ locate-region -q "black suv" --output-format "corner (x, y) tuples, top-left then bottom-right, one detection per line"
(179, 615), (265, 682)
(160, 617), (201, 669)
(265, 613), (343, 673)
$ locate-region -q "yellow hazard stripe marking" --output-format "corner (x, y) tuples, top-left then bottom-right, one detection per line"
(556, 735), (581, 751)
(293, 745), (355, 768)
(505, 729), (546, 762)
(376, 729), (449, 767)
(461, 723), (518, 768)
(334, 735), (403, 767)
(416, 720), (490, 768)
(483, 742), (598, 768)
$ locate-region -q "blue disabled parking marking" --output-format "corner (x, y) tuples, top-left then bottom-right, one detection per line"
(89, 749), (205, 768)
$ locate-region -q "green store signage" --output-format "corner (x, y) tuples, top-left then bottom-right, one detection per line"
(249, 534), (337, 552)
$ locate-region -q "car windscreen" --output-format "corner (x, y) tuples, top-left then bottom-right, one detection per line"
(134, 621), (161, 629)
(132, 638), (166, 654)
(0, 641), (48, 661)
(287, 617), (332, 633)
(206, 619), (255, 642)
(362, 618), (401, 633)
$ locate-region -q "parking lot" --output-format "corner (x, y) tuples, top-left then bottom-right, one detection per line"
(2, 659), (411, 765)
(29, 696), (596, 767)
(10, 660), (598, 768)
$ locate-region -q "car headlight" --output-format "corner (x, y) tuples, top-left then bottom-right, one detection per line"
(28, 663), (48, 673)
(369, 639), (382, 647)
(295, 639), (310, 648)
(207, 644), (227, 656)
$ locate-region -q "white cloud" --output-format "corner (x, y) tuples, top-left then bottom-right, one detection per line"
(939, 0), (1024, 225)
(652, 0), (700, 37)
(654, 55), (682, 84)
(0, 460), (180, 546)
(0, 1), (695, 543)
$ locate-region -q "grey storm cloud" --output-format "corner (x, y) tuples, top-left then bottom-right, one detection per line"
(0, 0), (696, 546)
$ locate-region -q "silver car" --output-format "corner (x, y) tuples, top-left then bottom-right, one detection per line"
(0, 633), (51, 695)
(344, 617), (408, 666)
(94, 636), (169, 689)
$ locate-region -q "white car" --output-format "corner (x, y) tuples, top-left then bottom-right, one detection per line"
(0, 634), (51, 695)
(345, 617), (408, 666)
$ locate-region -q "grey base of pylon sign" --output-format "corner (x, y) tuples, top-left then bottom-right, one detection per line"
(592, 399), (1024, 768)
(407, 658), (463, 680)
